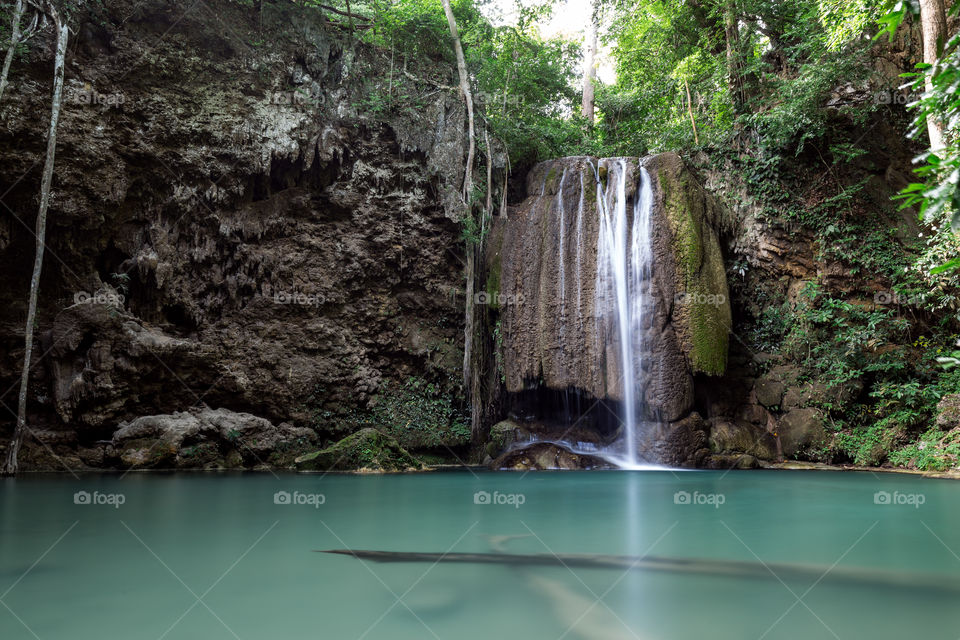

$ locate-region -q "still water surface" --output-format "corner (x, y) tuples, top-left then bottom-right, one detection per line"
(1, 470), (958, 639)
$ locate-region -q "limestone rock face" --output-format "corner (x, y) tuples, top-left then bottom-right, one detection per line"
(495, 153), (730, 425)
(645, 153), (732, 376)
(0, 0), (480, 469)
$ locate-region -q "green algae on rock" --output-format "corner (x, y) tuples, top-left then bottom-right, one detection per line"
(295, 428), (423, 472)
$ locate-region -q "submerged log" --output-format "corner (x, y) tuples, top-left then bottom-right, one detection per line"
(317, 549), (960, 593)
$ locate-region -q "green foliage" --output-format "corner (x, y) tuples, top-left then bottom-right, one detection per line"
(333, 0), (582, 166)
(467, 2), (583, 166)
(364, 376), (470, 449)
(777, 283), (911, 385)
(883, 2), (960, 271)
(741, 278), (960, 467)
(599, 0), (728, 154)
(743, 49), (872, 153)
(888, 427), (960, 470)
(821, 0), (886, 51)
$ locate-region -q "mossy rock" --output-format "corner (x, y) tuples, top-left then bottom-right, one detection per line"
(483, 419), (528, 459)
(709, 421), (778, 461)
(295, 428), (423, 472)
(648, 152), (732, 376)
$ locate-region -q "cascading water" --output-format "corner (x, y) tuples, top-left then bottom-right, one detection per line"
(499, 153), (729, 469)
(593, 159), (657, 469)
(499, 156), (667, 470)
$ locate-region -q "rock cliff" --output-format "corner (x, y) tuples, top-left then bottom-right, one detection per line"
(0, 0), (481, 469)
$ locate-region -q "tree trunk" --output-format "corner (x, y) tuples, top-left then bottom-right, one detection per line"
(685, 78), (699, 144)
(0, 0), (25, 103)
(317, 549), (960, 593)
(919, 0), (947, 150)
(581, 0), (599, 125)
(484, 129), (492, 216)
(344, 0), (354, 35)
(440, 0), (479, 437)
(724, 0), (744, 114)
(500, 159), (509, 220)
(2, 9), (67, 476)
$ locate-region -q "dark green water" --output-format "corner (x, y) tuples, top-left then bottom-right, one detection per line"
(1, 470), (959, 639)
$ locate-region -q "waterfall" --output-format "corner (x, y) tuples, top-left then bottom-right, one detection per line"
(499, 156), (667, 470)
(556, 168), (569, 306)
(575, 169), (586, 320)
(594, 160), (656, 468)
(498, 153), (729, 469)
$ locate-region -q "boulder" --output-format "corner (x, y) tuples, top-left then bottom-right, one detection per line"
(736, 403), (769, 427)
(112, 407), (316, 469)
(483, 420), (531, 460)
(295, 428), (422, 472)
(781, 385), (815, 411)
(491, 442), (612, 471)
(709, 420), (779, 461)
(782, 379), (863, 411)
(935, 394), (960, 430)
(777, 408), (827, 457)
(641, 412), (709, 467)
(754, 379), (785, 408)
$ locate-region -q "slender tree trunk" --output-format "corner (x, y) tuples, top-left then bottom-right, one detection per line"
(0, 0), (25, 103)
(724, 0), (744, 114)
(345, 0), (354, 35)
(581, 0), (598, 125)
(919, 0), (947, 150)
(2, 10), (67, 476)
(440, 0), (479, 439)
(441, 0), (474, 202)
(500, 158), (509, 220)
(484, 129), (492, 217)
(501, 66), (511, 115)
(685, 78), (699, 144)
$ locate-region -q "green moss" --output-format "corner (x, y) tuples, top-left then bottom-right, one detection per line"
(295, 428), (422, 471)
(659, 160), (730, 376)
(689, 301), (729, 374)
(544, 166), (559, 193)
